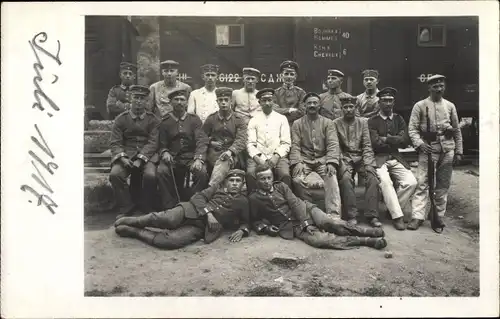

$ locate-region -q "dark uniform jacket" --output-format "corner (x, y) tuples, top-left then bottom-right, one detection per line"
(368, 112), (410, 169)
(273, 85), (307, 124)
(202, 111), (247, 166)
(106, 84), (131, 118)
(176, 184), (250, 243)
(109, 111), (160, 165)
(249, 182), (315, 240)
(158, 112), (208, 166)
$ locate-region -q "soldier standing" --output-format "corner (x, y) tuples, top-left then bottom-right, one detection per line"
(109, 85), (160, 218)
(106, 62), (137, 120)
(187, 64), (220, 123)
(407, 75), (463, 230)
(356, 69), (381, 119)
(273, 60), (306, 125)
(319, 69), (353, 120)
(232, 67), (262, 123)
(149, 60), (193, 118)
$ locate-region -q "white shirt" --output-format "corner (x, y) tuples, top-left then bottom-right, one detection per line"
(247, 110), (291, 160)
(232, 88), (262, 119)
(187, 86), (219, 123)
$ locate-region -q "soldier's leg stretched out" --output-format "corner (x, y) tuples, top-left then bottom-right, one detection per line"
(309, 206), (385, 238)
(114, 205), (204, 250)
(294, 226), (387, 250)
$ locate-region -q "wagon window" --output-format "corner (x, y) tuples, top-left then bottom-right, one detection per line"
(417, 25), (446, 47)
(215, 24), (245, 47)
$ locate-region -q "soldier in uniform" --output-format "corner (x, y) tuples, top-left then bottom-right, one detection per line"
(356, 69), (381, 119)
(232, 67), (262, 123)
(114, 169), (250, 249)
(149, 60), (193, 118)
(249, 164), (387, 250)
(334, 96), (381, 227)
(246, 88), (292, 192)
(187, 64), (220, 123)
(156, 88), (209, 210)
(272, 60), (307, 125)
(319, 69), (354, 120)
(290, 92), (342, 218)
(368, 87), (417, 230)
(203, 87), (248, 187)
(109, 85), (160, 218)
(407, 75), (463, 231)
(106, 62), (137, 120)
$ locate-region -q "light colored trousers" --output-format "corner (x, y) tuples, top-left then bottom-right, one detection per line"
(376, 159), (417, 219)
(293, 162), (342, 217)
(412, 149), (455, 220)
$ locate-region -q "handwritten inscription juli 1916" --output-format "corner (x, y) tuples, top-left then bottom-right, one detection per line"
(20, 32), (62, 214)
(312, 27), (350, 59)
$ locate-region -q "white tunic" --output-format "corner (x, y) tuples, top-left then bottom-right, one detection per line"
(187, 86), (219, 123)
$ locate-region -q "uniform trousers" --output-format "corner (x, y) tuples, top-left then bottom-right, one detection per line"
(109, 161), (157, 214)
(376, 159), (417, 219)
(412, 146), (455, 220)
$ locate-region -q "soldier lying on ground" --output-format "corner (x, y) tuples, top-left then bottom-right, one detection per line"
(249, 164), (387, 250)
(114, 169), (250, 250)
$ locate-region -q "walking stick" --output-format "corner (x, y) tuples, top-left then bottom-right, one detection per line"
(426, 106), (444, 233)
(169, 164), (181, 203)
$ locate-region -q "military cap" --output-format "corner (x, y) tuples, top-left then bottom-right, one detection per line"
(362, 69), (379, 79)
(226, 169), (246, 179)
(256, 88), (275, 100)
(280, 60), (299, 72)
(200, 64), (220, 74)
(242, 67), (261, 78)
(377, 87), (398, 98)
(129, 85), (150, 96)
(167, 88), (189, 100)
(120, 62), (138, 72)
(215, 87), (233, 98)
(160, 60), (180, 69)
(327, 69), (344, 77)
(339, 96), (358, 106)
(427, 74), (446, 85)
(303, 92), (321, 103)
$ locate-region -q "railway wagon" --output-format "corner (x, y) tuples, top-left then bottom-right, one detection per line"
(157, 16), (478, 121)
(85, 16), (479, 148)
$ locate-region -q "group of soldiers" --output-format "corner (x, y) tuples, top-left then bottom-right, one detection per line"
(107, 59), (463, 251)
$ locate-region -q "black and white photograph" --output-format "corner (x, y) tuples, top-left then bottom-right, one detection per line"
(84, 14), (481, 297)
(2, 1), (499, 318)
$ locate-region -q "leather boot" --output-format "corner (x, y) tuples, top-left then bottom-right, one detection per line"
(392, 217), (405, 231)
(344, 223), (385, 238)
(406, 218), (424, 230)
(369, 217), (382, 228)
(115, 225), (140, 238)
(362, 237), (387, 250)
(115, 214), (153, 228)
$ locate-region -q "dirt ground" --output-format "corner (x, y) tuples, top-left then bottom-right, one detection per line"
(84, 166), (480, 297)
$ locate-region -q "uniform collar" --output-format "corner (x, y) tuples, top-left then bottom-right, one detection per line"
(218, 111), (233, 121)
(282, 83), (294, 90)
(170, 111), (187, 122)
(129, 110), (146, 120)
(365, 89), (379, 98)
(379, 111), (394, 120)
(203, 86), (217, 94)
(257, 186), (274, 195)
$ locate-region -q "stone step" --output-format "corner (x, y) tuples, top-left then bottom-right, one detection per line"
(87, 120), (114, 131)
(84, 130), (111, 153)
